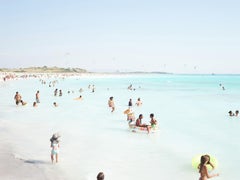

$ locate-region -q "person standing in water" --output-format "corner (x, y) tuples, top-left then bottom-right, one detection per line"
(198, 155), (219, 180)
(14, 92), (22, 105)
(108, 96), (115, 112)
(128, 98), (133, 108)
(136, 98), (142, 106)
(36, 90), (40, 103)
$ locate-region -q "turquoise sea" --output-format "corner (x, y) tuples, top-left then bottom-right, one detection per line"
(0, 74), (239, 180)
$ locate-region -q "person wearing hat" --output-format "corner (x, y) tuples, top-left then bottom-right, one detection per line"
(50, 133), (60, 163)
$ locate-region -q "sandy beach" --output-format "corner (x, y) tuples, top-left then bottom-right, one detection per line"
(0, 124), (66, 180)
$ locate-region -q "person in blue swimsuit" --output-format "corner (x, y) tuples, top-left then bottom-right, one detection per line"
(50, 133), (60, 163)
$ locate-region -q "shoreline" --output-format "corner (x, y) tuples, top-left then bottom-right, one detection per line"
(0, 126), (66, 180)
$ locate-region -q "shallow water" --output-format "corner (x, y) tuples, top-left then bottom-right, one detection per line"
(0, 74), (240, 180)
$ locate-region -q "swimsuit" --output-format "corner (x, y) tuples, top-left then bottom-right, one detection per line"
(51, 143), (59, 155)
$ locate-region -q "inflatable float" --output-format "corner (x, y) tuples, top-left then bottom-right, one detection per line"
(129, 124), (159, 133)
(192, 154), (218, 170)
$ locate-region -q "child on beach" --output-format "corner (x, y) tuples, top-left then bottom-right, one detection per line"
(198, 155), (219, 180)
(50, 133), (60, 163)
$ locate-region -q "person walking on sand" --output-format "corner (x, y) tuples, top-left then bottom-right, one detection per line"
(36, 90), (40, 103)
(50, 133), (60, 163)
(108, 96), (115, 112)
(198, 155), (219, 180)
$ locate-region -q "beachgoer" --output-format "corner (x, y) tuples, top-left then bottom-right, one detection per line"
(127, 109), (135, 124)
(150, 113), (157, 128)
(14, 92), (22, 105)
(53, 102), (58, 107)
(198, 155), (219, 180)
(97, 172), (104, 180)
(36, 90), (40, 103)
(20, 100), (27, 106)
(128, 98), (133, 107)
(108, 96), (115, 112)
(128, 84), (133, 90)
(54, 89), (58, 96)
(136, 114), (150, 133)
(235, 110), (239, 116)
(228, 111), (234, 116)
(74, 95), (83, 100)
(59, 90), (62, 96)
(50, 133), (60, 163)
(33, 102), (37, 107)
(136, 98), (142, 106)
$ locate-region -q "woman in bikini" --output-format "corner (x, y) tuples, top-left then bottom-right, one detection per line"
(198, 155), (219, 180)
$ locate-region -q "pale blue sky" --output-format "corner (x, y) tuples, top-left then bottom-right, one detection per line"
(0, 0), (239, 73)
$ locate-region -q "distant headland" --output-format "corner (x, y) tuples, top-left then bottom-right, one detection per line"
(0, 66), (171, 74)
(0, 66), (87, 73)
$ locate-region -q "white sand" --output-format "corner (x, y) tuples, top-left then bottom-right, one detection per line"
(0, 131), (66, 180)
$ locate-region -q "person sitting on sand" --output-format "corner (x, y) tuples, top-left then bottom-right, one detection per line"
(50, 133), (60, 163)
(97, 172), (104, 180)
(198, 155), (219, 180)
(136, 98), (142, 106)
(108, 96), (115, 112)
(20, 100), (27, 106)
(150, 113), (157, 128)
(136, 114), (150, 133)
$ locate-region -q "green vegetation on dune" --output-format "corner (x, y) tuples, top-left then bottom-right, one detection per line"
(0, 66), (87, 73)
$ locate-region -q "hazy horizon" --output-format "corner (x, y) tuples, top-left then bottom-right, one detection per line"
(1, 0), (240, 74)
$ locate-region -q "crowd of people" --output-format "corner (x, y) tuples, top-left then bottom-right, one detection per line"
(9, 77), (222, 179)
